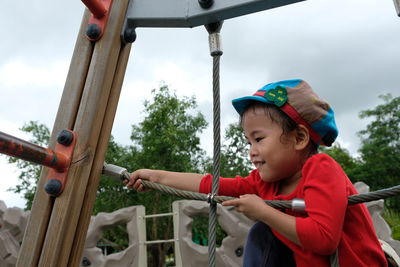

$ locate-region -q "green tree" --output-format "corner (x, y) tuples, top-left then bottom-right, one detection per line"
(319, 143), (361, 182)
(221, 122), (252, 177)
(7, 121), (49, 209)
(355, 94), (400, 209)
(203, 122), (252, 177)
(129, 84), (208, 266)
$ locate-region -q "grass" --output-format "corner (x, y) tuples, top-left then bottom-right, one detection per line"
(383, 208), (400, 241)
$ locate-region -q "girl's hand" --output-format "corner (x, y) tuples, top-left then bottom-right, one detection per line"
(222, 194), (268, 221)
(126, 169), (156, 192)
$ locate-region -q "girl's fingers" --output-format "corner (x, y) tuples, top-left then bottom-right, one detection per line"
(222, 199), (239, 206)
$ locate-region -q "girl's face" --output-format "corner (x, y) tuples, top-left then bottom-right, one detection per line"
(242, 107), (303, 183)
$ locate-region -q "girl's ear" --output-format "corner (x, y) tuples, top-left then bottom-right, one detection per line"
(294, 125), (310, 150)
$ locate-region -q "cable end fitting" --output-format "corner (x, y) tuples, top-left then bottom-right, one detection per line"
(103, 163), (129, 182)
(208, 32), (223, 56)
(291, 198), (306, 213)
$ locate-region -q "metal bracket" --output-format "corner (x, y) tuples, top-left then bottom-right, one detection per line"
(82, 0), (114, 41)
(44, 130), (78, 197)
(122, 0), (304, 43)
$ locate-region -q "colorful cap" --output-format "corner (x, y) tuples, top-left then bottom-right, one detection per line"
(232, 79), (338, 146)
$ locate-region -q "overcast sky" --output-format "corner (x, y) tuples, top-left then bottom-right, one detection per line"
(1, 0), (399, 208)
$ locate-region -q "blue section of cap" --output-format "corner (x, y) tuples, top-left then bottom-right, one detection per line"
(257, 79), (302, 92)
(232, 79), (302, 115)
(310, 108), (338, 145)
(232, 96), (270, 115)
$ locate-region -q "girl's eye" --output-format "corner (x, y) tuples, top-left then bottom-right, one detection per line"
(255, 137), (263, 142)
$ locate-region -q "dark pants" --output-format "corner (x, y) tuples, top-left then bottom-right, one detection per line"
(243, 222), (296, 267)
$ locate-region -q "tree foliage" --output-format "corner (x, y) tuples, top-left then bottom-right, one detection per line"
(356, 94), (400, 209)
(203, 122), (252, 177)
(321, 94), (400, 210)
(319, 143), (361, 182)
(128, 85), (208, 266)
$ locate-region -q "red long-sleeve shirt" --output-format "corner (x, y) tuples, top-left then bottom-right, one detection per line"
(199, 153), (387, 266)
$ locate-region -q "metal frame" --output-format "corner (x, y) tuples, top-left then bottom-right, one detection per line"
(122, 0), (304, 42)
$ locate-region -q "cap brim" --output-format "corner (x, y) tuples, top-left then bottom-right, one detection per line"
(232, 95), (271, 115)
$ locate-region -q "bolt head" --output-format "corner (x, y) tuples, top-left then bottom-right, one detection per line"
(198, 0), (214, 9)
(86, 24), (101, 40)
(57, 130), (74, 146)
(123, 28), (137, 43)
(82, 257), (91, 266)
(44, 179), (62, 196)
(235, 247), (243, 257)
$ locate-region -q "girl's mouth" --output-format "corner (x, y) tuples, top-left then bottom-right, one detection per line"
(253, 161), (265, 169)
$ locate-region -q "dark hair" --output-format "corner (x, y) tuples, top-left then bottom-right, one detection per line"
(240, 102), (318, 156)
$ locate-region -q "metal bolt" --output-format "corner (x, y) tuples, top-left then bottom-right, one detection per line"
(123, 27), (137, 43)
(198, 0), (214, 9)
(82, 257), (91, 266)
(44, 179), (62, 196)
(57, 130), (74, 146)
(235, 247), (243, 257)
(86, 24), (101, 40)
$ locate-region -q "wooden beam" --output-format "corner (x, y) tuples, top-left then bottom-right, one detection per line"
(36, 0), (131, 266)
(68, 41), (132, 267)
(16, 10), (93, 267)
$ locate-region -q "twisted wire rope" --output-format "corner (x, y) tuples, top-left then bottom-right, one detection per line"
(122, 171), (400, 209)
(209, 50), (222, 267)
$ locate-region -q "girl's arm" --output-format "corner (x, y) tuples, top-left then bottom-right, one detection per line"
(222, 194), (300, 245)
(126, 169), (204, 192)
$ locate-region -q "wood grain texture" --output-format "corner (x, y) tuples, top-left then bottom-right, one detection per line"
(68, 41), (132, 267)
(16, 10), (93, 267)
(37, 0), (131, 266)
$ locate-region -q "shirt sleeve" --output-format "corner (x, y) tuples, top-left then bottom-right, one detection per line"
(199, 170), (260, 197)
(296, 154), (348, 255)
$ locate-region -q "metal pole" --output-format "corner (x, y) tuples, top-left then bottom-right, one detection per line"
(0, 131), (69, 172)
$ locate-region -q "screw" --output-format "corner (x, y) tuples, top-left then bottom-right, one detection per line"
(57, 130), (74, 146)
(44, 179), (62, 196)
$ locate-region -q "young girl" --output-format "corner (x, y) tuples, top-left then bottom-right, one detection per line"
(127, 79), (387, 266)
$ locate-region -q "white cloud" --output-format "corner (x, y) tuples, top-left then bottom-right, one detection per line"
(0, 60), (68, 88)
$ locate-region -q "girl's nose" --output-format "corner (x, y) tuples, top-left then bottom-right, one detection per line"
(249, 145), (257, 158)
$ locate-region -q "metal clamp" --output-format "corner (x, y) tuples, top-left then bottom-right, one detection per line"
(44, 130), (78, 197)
(207, 193), (216, 204)
(82, 0), (114, 41)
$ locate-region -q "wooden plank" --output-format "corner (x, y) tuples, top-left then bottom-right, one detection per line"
(16, 10), (93, 267)
(68, 42), (132, 267)
(37, 0), (130, 266)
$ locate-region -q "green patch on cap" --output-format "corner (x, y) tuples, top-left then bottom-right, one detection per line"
(264, 86), (288, 107)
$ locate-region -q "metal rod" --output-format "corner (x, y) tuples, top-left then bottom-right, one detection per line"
(144, 239), (176, 245)
(0, 131), (68, 172)
(144, 212), (175, 219)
